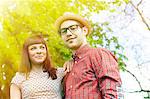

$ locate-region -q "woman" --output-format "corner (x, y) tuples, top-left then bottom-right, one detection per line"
(10, 35), (69, 99)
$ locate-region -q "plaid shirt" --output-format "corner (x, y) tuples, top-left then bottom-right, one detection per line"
(64, 45), (122, 99)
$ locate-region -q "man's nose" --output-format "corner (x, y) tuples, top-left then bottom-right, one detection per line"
(66, 29), (73, 36)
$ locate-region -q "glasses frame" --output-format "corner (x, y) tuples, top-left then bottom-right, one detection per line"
(59, 24), (83, 35)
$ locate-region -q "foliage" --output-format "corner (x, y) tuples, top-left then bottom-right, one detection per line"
(0, 0), (128, 98)
(88, 22), (127, 70)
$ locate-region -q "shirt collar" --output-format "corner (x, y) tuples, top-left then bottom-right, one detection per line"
(72, 44), (91, 58)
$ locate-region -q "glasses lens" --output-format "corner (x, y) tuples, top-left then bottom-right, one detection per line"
(60, 28), (67, 34)
(69, 25), (79, 32)
(60, 25), (80, 35)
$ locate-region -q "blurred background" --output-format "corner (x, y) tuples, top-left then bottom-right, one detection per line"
(0, 0), (150, 99)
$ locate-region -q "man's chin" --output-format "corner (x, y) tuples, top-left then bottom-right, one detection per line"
(66, 44), (74, 48)
(67, 44), (79, 50)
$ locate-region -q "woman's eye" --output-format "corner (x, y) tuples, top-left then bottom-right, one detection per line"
(40, 46), (45, 49)
(30, 47), (36, 50)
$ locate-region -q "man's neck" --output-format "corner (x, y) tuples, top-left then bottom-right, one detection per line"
(72, 43), (88, 54)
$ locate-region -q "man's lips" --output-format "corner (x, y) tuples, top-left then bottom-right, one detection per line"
(66, 37), (76, 42)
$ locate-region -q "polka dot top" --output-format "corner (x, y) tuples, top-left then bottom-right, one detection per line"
(11, 68), (64, 99)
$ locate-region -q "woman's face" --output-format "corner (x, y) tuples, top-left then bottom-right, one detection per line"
(28, 43), (47, 65)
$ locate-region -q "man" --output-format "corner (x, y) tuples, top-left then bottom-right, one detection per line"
(55, 12), (123, 99)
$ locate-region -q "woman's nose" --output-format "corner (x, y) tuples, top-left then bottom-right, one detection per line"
(36, 49), (42, 54)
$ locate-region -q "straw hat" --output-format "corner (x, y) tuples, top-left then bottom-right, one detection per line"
(55, 12), (92, 36)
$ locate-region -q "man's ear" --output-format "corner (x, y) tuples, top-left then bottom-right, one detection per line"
(82, 26), (88, 36)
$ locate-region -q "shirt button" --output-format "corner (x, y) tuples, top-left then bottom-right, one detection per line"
(72, 73), (74, 76)
(75, 61), (77, 63)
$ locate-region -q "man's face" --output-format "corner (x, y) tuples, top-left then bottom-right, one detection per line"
(60, 20), (87, 50)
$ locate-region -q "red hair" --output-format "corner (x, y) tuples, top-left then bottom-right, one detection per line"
(19, 34), (57, 80)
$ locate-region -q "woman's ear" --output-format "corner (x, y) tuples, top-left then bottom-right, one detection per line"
(82, 26), (88, 36)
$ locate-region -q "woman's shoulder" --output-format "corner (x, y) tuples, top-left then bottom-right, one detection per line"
(11, 72), (26, 86)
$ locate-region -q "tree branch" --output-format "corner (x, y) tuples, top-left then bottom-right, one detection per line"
(124, 68), (143, 90)
(124, 68), (150, 94)
(128, 89), (150, 93)
(139, 60), (150, 66)
(137, 0), (143, 7)
(129, 0), (150, 31)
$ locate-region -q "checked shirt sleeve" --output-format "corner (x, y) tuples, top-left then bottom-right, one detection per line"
(91, 48), (123, 99)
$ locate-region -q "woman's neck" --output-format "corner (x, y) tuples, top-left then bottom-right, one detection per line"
(31, 64), (43, 72)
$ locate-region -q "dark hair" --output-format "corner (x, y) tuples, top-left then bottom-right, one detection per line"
(19, 34), (57, 80)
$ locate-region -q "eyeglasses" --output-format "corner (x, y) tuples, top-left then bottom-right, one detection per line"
(59, 24), (81, 35)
